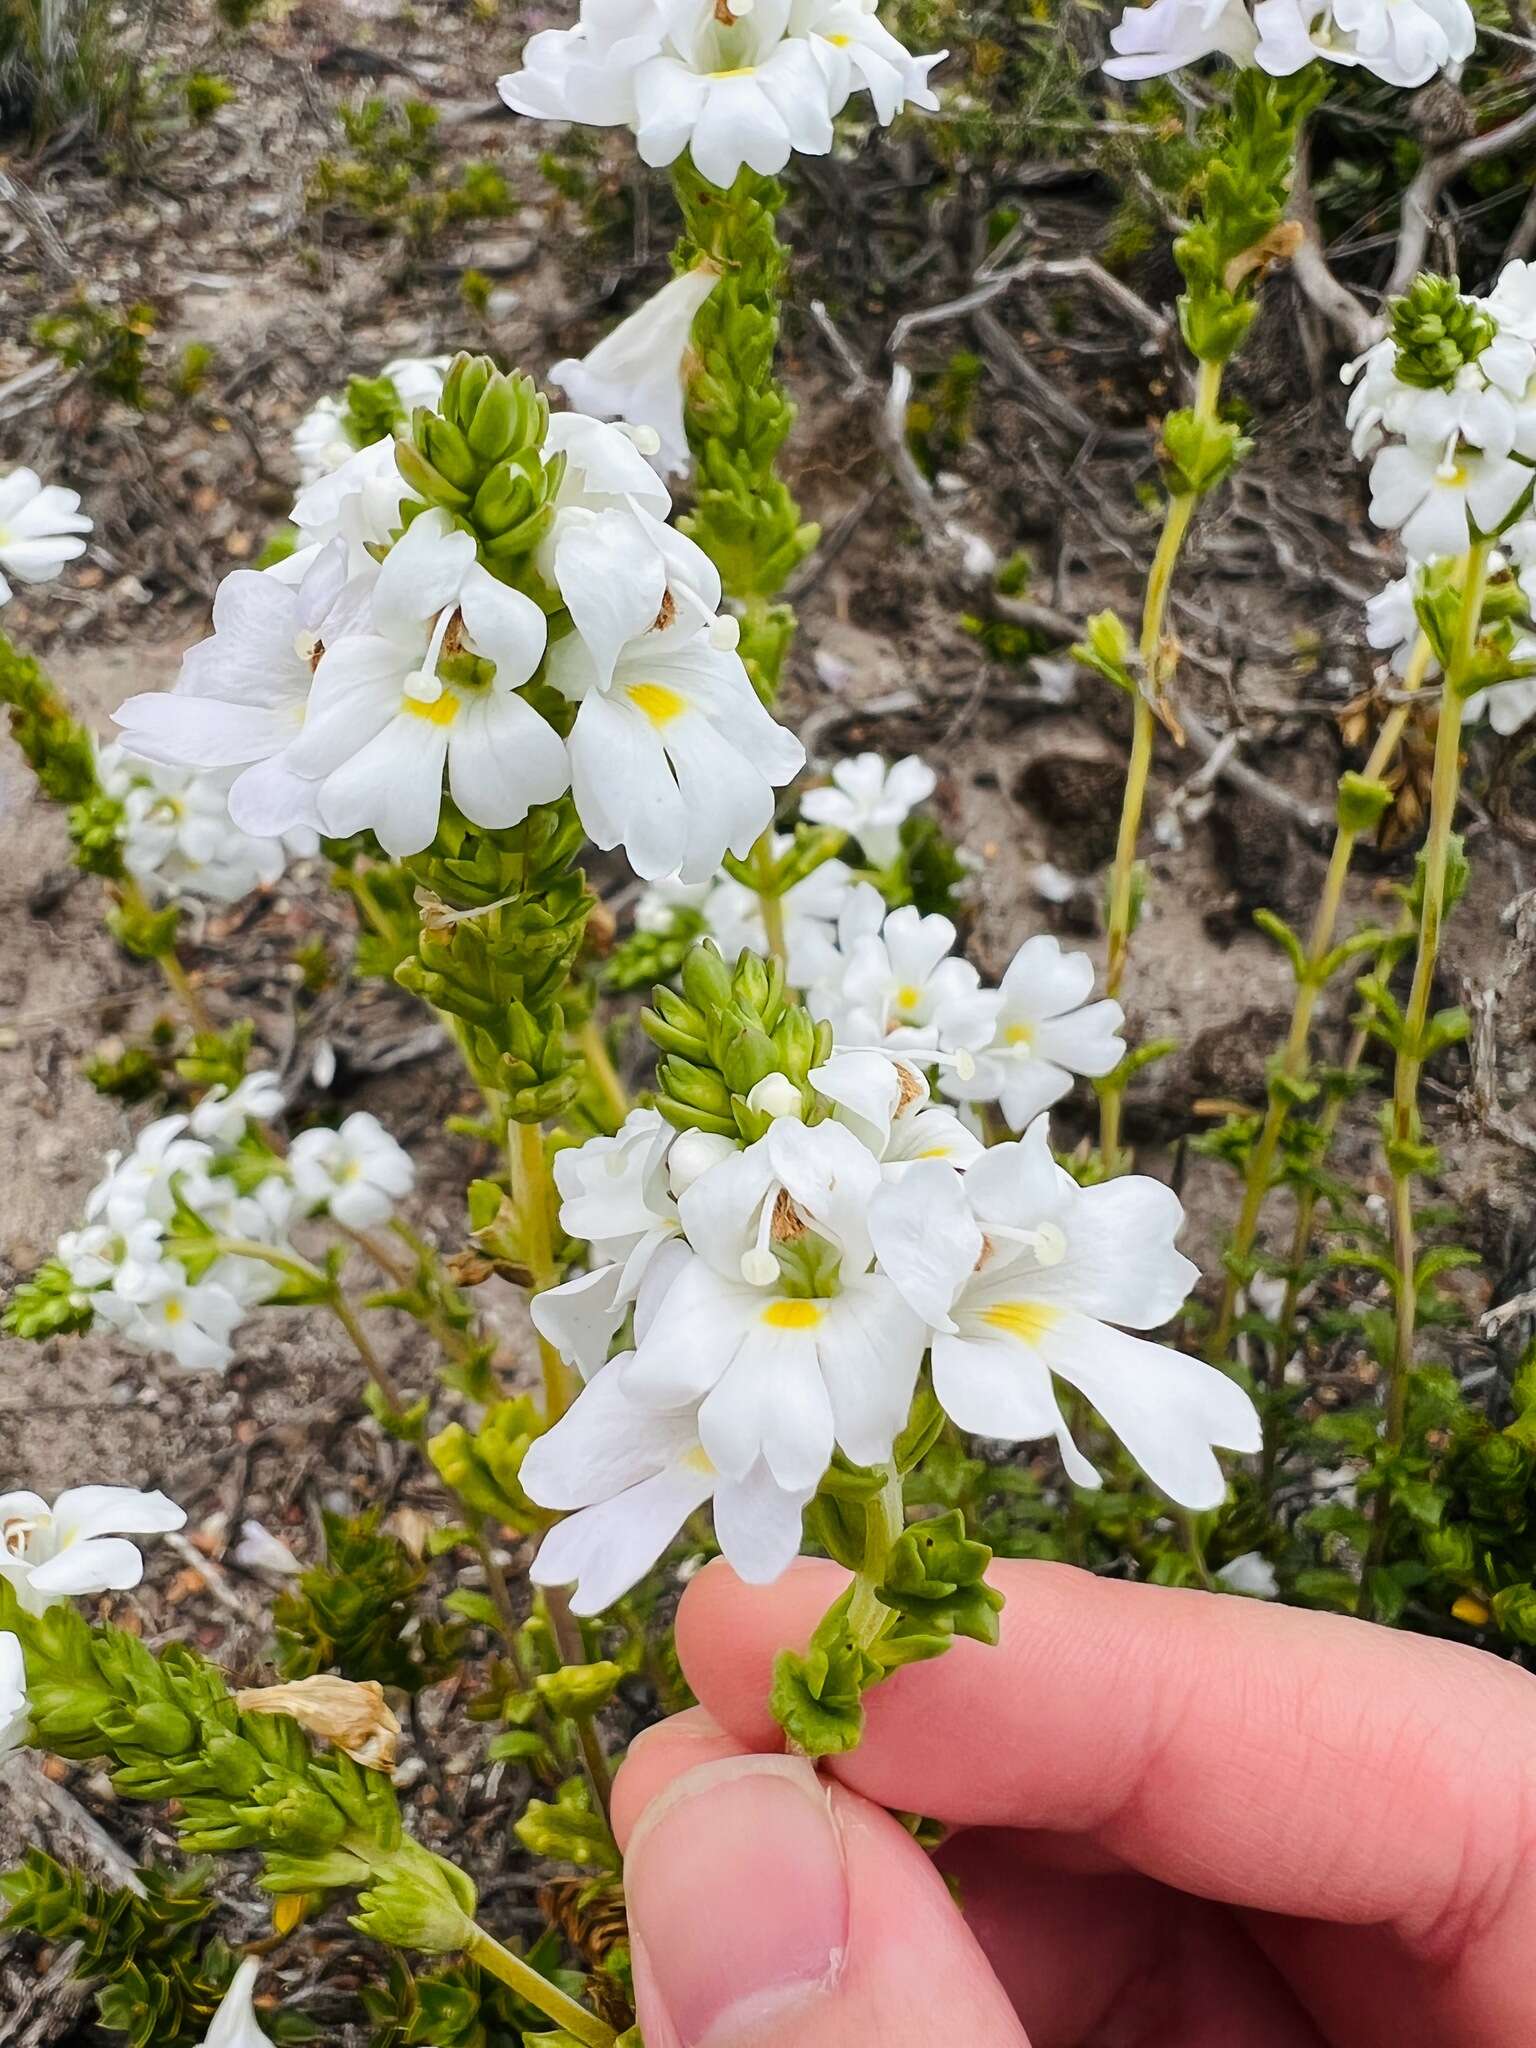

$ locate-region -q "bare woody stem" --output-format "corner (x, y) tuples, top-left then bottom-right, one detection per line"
(1207, 634), (1436, 1363)
(1099, 357), (1222, 1176)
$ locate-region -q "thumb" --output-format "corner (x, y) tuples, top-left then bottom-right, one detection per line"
(624, 1753), (1030, 2048)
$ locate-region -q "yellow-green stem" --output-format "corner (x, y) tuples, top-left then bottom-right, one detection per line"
(1099, 357), (1222, 1174)
(846, 1464), (905, 1648)
(465, 1927), (616, 2047)
(508, 1117), (573, 1420)
(749, 828), (788, 968)
(1207, 635), (1435, 1363)
(1363, 541), (1489, 1614)
(544, 1584), (615, 1828)
(578, 1015), (630, 1129)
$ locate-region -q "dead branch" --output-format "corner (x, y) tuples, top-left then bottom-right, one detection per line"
(1388, 101), (1536, 298)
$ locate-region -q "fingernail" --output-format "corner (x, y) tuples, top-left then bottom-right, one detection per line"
(626, 1754), (849, 2046)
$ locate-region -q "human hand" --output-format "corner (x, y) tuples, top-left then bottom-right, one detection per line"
(610, 1558), (1536, 2047)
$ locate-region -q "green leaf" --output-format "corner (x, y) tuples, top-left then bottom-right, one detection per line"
(769, 1589), (880, 1758)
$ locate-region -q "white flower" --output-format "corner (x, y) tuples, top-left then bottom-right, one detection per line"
(631, 0), (838, 187)
(1367, 440), (1531, 559)
(101, 1262), (247, 1373)
(0, 1486), (186, 1614)
(942, 934), (1125, 1131)
(1253, 0), (1475, 86)
(799, 752), (937, 868)
(619, 1117), (928, 1487)
(501, 0), (939, 189)
(1341, 336), (1400, 461)
(789, 0), (945, 121)
(549, 496), (720, 693)
(1216, 1550), (1279, 1597)
(1365, 573), (1438, 679)
(638, 835), (859, 986)
(290, 436), (421, 571)
(0, 467), (91, 604)
(85, 1115), (219, 1233)
(1103, 0), (1257, 78)
(499, 0), (665, 126)
(112, 546), (355, 841)
(0, 1634), (28, 1758)
(1465, 628), (1536, 735)
(293, 357), (452, 484)
(1485, 261), (1536, 345)
(546, 409), (676, 525)
(531, 1108), (722, 1375)
(550, 266), (720, 477)
(868, 1125), (1262, 1508)
(289, 1111), (414, 1229)
(810, 886), (999, 1059)
(811, 1049), (983, 1175)
(189, 1071), (285, 1147)
(289, 510), (565, 857)
(97, 748), (308, 904)
(524, 1354), (812, 1614)
(200, 1959), (271, 2048)
(548, 558), (804, 883)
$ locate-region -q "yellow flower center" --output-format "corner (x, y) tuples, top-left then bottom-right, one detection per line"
(895, 984), (922, 1012)
(628, 681), (687, 726)
(761, 1299), (824, 1330)
(978, 1301), (1059, 1345)
(404, 691), (460, 726)
(709, 64), (758, 78)
(682, 1444), (717, 1476)
(1004, 1021), (1035, 1048)
(163, 1297), (184, 1324)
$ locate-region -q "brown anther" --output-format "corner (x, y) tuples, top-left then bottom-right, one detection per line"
(714, 0), (737, 21)
(441, 609), (467, 657)
(894, 1061), (925, 1115)
(308, 639), (325, 675)
(653, 590), (678, 633)
(770, 1186), (805, 1244)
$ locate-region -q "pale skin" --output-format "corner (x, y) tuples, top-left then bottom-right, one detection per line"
(612, 1557), (1536, 2048)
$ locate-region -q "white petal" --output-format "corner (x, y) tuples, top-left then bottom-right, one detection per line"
(867, 1159), (979, 1332)
(698, 1325), (835, 1490)
(1042, 1312), (1261, 1510)
(713, 1460), (810, 1583)
(521, 1356), (698, 1509)
(531, 1459), (714, 1614)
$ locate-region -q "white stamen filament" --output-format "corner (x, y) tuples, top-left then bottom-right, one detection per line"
(986, 1219), (1067, 1267)
(403, 604), (458, 703)
(836, 1041), (977, 1083)
(740, 1184), (781, 1285)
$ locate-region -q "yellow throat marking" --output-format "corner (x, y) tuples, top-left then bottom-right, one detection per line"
(979, 1301), (1059, 1346)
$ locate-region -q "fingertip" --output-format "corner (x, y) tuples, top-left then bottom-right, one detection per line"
(676, 1556), (847, 1747)
(612, 1707), (747, 1849)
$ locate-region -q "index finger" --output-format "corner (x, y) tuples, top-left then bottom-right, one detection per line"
(675, 1557), (1536, 1949)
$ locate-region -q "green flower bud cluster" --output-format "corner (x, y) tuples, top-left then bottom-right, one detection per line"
(396, 354), (567, 591)
(398, 801), (593, 1122)
(0, 1851), (268, 2048)
(670, 157), (820, 701)
(1, 1585), (479, 1955)
(343, 370), (408, 450)
(1173, 70), (1321, 367)
(1389, 274), (1495, 391)
(0, 632), (123, 879)
(429, 1395), (551, 1534)
(642, 939), (832, 1141)
(3, 1257), (96, 1339)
